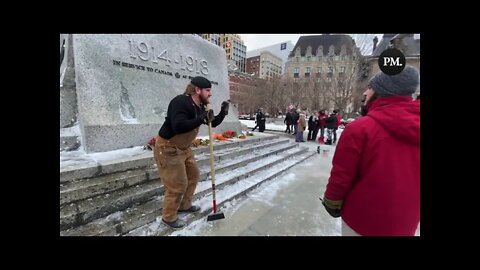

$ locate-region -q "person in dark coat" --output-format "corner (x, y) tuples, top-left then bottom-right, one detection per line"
(321, 66), (420, 236)
(324, 112), (337, 145)
(292, 109), (300, 135)
(307, 114), (315, 141)
(311, 111), (320, 141)
(284, 110), (293, 134)
(258, 108), (266, 132)
(252, 108), (266, 132)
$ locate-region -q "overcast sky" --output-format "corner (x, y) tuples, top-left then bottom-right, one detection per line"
(240, 34), (420, 54)
(239, 34), (312, 51)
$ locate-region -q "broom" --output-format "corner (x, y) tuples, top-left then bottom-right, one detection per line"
(205, 104), (225, 222)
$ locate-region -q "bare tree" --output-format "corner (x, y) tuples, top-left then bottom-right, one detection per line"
(313, 35), (373, 118)
(288, 78), (305, 110)
(234, 79), (257, 115)
(234, 34), (377, 119)
(262, 77), (287, 117)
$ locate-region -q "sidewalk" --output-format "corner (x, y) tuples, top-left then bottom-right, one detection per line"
(171, 135), (342, 236)
(171, 131), (420, 236)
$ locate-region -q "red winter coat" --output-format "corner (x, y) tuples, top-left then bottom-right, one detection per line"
(318, 113), (327, 128)
(324, 96), (420, 236)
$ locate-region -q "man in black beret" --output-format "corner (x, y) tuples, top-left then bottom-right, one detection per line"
(153, 76), (229, 229)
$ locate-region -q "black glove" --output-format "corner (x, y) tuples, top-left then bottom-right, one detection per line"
(319, 197), (342, 218)
(221, 101), (229, 115)
(199, 109), (214, 125)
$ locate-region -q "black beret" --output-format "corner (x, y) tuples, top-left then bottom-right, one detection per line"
(191, 76), (212, 89)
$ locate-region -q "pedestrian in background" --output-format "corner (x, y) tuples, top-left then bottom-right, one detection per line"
(284, 109), (293, 134)
(295, 110), (306, 142)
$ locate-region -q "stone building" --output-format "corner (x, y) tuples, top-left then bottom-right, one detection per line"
(284, 34), (362, 116)
(246, 41), (294, 75)
(201, 34), (247, 73)
(246, 50), (282, 80)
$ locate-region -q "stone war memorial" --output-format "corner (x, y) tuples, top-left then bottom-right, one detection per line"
(60, 34), (242, 153)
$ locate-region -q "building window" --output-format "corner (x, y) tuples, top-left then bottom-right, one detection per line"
(305, 67), (311, 78)
(340, 66), (346, 73)
(329, 45), (335, 56)
(306, 46), (312, 56)
(316, 46), (323, 57)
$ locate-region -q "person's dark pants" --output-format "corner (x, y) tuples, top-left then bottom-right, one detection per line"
(307, 129), (314, 140)
(312, 128), (319, 141)
(319, 127), (325, 138)
(252, 123), (258, 131)
(259, 121), (266, 132)
(333, 128), (338, 143)
(285, 124), (290, 133)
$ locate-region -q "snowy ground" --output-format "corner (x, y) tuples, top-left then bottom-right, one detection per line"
(169, 140), (342, 236)
(240, 119), (291, 132)
(60, 118), (419, 236)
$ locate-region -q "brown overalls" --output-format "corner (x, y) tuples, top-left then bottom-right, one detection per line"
(153, 127), (200, 222)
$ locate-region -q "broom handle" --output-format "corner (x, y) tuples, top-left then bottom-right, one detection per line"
(206, 105), (218, 213)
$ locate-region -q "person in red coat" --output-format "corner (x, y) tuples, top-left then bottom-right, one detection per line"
(321, 66), (420, 236)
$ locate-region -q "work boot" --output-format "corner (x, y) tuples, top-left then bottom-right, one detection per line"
(178, 205), (201, 213)
(162, 218), (186, 230)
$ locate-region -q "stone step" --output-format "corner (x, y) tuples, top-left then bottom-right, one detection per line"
(60, 134), (278, 183)
(194, 137), (289, 167)
(144, 137), (294, 183)
(60, 167), (151, 206)
(129, 149), (318, 236)
(60, 137), (291, 207)
(60, 139), (295, 231)
(60, 180), (162, 231)
(61, 145), (313, 236)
